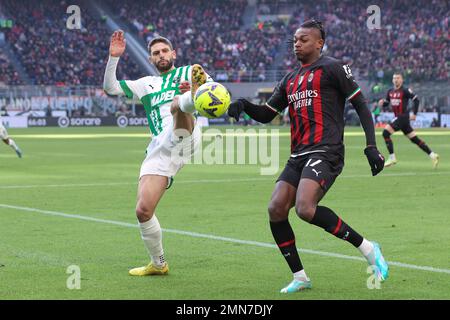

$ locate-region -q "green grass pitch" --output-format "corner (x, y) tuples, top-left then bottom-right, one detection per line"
(1, 126), (449, 299)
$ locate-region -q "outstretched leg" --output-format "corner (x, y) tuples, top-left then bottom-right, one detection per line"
(170, 64), (207, 135)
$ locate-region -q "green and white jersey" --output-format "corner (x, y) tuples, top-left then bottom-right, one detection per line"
(119, 65), (193, 136)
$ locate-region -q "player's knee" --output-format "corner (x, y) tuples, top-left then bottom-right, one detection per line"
(135, 202), (154, 222)
(268, 200), (289, 221)
(295, 200), (316, 222)
(382, 129), (391, 140)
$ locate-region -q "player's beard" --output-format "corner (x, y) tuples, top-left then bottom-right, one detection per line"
(156, 58), (174, 73)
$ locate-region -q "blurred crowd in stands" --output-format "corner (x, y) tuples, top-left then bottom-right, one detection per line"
(280, 0), (449, 82)
(0, 0), (447, 86)
(107, 0), (285, 82)
(1, 0), (144, 86)
(0, 53), (22, 86)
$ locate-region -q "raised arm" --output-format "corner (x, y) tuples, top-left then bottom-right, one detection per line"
(103, 30), (127, 95)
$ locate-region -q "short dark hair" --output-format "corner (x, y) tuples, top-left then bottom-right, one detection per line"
(148, 36), (174, 52)
(393, 72), (403, 77)
(300, 19), (326, 41)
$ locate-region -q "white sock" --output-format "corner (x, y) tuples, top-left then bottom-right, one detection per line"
(293, 269), (309, 281)
(429, 152), (437, 159)
(358, 238), (374, 263)
(179, 91), (195, 113)
(8, 138), (18, 150)
(389, 154), (396, 161)
(138, 215), (165, 267)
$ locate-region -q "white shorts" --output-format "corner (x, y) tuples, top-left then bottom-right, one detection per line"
(139, 124), (201, 179)
(0, 123), (9, 140)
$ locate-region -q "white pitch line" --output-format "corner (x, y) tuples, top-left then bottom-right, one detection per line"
(1, 203), (449, 275)
(1, 171), (449, 190)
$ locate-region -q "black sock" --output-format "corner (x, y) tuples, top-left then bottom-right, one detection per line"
(383, 130), (394, 154)
(385, 139), (394, 155)
(269, 220), (303, 273)
(310, 206), (364, 248)
(410, 136), (432, 155)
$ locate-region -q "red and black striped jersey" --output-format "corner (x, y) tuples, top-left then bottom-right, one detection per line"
(384, 86), (418, 117)
(267, 56), (361, 157)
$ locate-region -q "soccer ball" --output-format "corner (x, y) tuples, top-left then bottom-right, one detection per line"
(194, 82), (231, 118)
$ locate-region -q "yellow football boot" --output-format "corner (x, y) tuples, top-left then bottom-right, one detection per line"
(191, 64), (207, 100)
(129, 262), (169, 276)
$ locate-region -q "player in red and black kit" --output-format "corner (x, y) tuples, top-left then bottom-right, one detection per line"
(379, 73), (439, 168)
(228, 20), (389, 293)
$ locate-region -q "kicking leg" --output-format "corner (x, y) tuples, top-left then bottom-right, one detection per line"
(171, 95), (195, 134)
(170, 64), (207, 133)
(129, 174), (169, 276)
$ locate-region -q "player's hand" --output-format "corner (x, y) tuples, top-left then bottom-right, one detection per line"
(109, 30), (126, 57)
(364, 146), (385, 176)
(378, 99), (384, 107)
(179, 81), (191, 94)
(227, 99), (245, 122)
(410, 114), (417, 121)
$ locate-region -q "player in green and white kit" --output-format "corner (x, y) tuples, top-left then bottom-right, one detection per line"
(103, 30), (209, 276)
(0, 112), (22, 158)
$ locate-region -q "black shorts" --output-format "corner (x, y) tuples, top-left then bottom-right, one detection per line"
(276, 153), (344, 192)
(390, 115), (413, 135)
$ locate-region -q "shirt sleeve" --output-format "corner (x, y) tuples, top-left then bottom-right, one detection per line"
(118, 79), (140, 100)
(329, 62), (361, 101)
(405, 87), (419, 114)
(266, 74), (289, 113)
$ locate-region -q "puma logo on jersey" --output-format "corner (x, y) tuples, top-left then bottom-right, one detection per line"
(312, 169), (322, 177)
(148, 84), (154, 89)
(172, 76), (181, 85)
